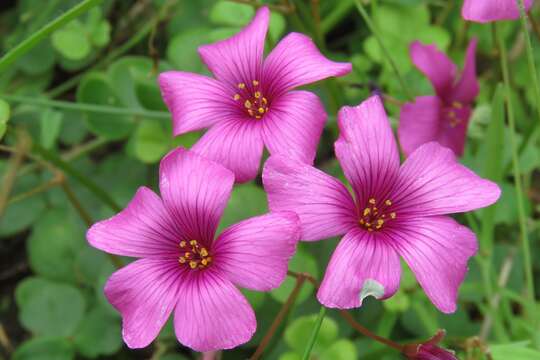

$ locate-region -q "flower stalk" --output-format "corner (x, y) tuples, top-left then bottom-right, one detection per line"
(301, 305), (327, 360)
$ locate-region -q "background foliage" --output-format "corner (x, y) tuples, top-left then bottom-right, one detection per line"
(0, 0), (539, 359)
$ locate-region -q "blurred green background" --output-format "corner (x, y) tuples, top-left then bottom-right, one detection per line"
(0, 0), (539, 359)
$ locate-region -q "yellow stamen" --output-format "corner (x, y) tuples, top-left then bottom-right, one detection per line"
(238, 83), (246, 89)
(258, 107), (265, 114)
(252, 80), (259, 86)
(179, 241), (186, 248)
(179, 257), (186, 264)
(452, 101), (463, 109)
(448, 111), (456, 119)
(233, 94), (241, 101)
(201, 258), (208, 266)
(189, 261), (198, 269)
(363, 208), (371, 216)
(254, 91), (261, 98)
(200, 248), (208, 257)
(185, 252), (191, 258)
(190, 240), (197, 246)
(262, 97), (268, 105)
(390, 212), (396, 219)
(244, 100), (252, 109)
(255, 115), (261, 119)
(385, 200), (392, 206)
(368, 198), (376, 205)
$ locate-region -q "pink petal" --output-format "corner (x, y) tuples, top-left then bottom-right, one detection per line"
(213, 211), (300, 291)
(399, 96), (443, 157)
(436, 105), (472, 157)
(198, 7), (269, 86)
(462, 0), (533, 23)
(317, 228), (401, 309)
(159, 148), (234, 243)
(262, 90), (326, 165)
(336, 95), (400, 206)
(449, 39), (479, 104)
(87, 187), (178, 258)
(262, 32), (352, 97)
(386, 216), (478, 313)
(262, 155), (357, 241)
(158, 71), (238, 136)
(174, 270), (256, 352)
(410, 41), (457, 100)
(104, 258), (183, 348)
(391, 142), (501, 217)
(191, 118), (264, 183)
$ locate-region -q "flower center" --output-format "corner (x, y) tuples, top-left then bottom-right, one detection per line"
(233, 80), (269, 119)
(443, 101), (465, 128)
(178, 240), (212, 270)
(359, 198), (396, 232)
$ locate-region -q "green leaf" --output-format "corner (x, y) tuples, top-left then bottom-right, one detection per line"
(16, 40), (56, 75)
(0, 169), (46, 237)
(285, 314), (338, 354)
(167, 28), (210, 72)
(241, 288), (266, 310)
(219, 183), (268, 230)
(28, 207), (85, 282)
(90, 21), (111, 47)
(52, 20), (91, 60)
(133, 119), (171, 163)
(0, 99), (10, 140)
(209, 1), (254, 27)
(108, 56), (155, 109)
(320, 339), (358, 360)
(58, 109), (88, 145)
(491, 342), (540, 360)
(271, 248), (318, 304)
(383, 290), (410, 312)
(13, 337), (75, 360)
(77, 73), (134, 139)
(269, 12), (286, 40)
(40, 108), (63, 149)
(74, 307), (122, 358)
(16, 277), (86, 337)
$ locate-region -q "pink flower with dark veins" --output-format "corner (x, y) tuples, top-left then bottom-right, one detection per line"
(411, 344), (458, 360)
(263, 95), (500, 313)
(87, 148), (300, 351)
(399, 39), (478, 157)
(462, 0), (533, 23)
(158, 6), (352, 183)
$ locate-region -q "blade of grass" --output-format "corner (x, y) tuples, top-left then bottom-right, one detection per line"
(495, 23), (535, 312)
(0, 0), (104, 73)
(301, 306), (327, 360)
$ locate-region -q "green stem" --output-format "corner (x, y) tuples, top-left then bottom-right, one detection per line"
(0, 0), (104, 73)
(1, 95), (170, 119)
(301, 306), (327, 360)
(517, 0), (540, 125)
(33, 143), (121, 212)
(495, 24), (535, 307)
(353, 0), (413, 100)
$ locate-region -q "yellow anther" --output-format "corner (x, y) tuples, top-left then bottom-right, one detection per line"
(179, 257), (186, 264)
(262, 97), (268, 105)
(368, 198), (376, 205)
(179, 241), (186, 248)
(452, 101), (463, 109)
(184, 252), (191, 258)
(252, 80), (259, 86)
(201, 258), (208, 266)
(448, 111), (456, 119)
(255, 115), (261, 119)
(385, 200), (392, 206)
(254, 91), (261, 98)
(258, 107), (265, 114)
(390, 212), (397, 219)
(244, 100), (252, 109)
(359, 219), (365, 225)
(200, 248), (208, 257)
(189, 261), (198, 269)
(233, 94), (241, 101)
(363, 208), (371, 216)
(206, 257), (212, 263)
(238, 83), (246, 89)
(368, 228), (373, 232)
(190, 240), (197, 246)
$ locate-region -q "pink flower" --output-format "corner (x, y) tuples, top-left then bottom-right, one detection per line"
(462, 0), (533, 23)
(263, 95), (500, 313)
(410, 344), (458, 360)
(87, 148), (300, 351)
(158, 7), (351, 183)
(399, 39), (478, 157)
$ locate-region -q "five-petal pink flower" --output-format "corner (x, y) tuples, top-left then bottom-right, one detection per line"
(263, 95), (500, 313)
(399, 39), (478, 157)
(87, 148), (300, 351)
(158, 6), (352, 183)
(462, 0), (533, 23)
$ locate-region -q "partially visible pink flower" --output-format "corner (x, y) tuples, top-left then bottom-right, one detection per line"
(263, 95), (500, 313)
(159, 7), (352, 183)
(462, 0), (533, 23)
(399, 39), (478, 157)
(87, 148), (300, 351)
